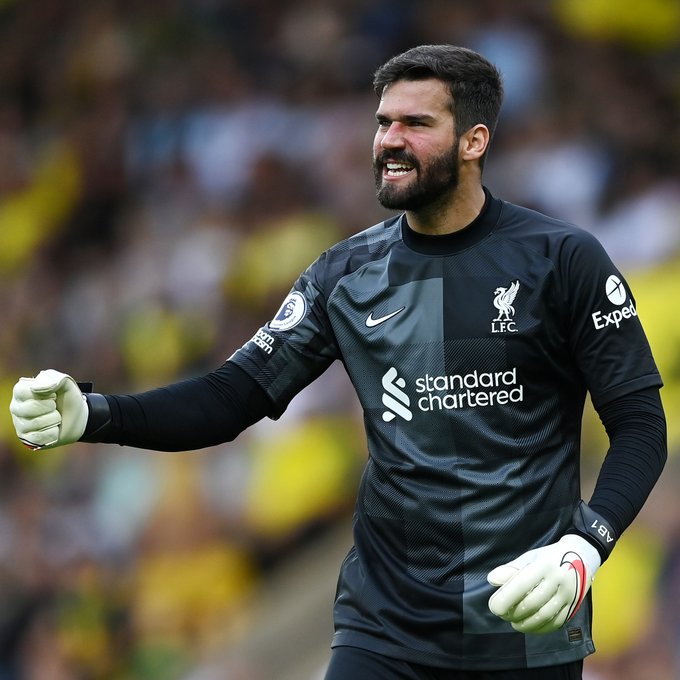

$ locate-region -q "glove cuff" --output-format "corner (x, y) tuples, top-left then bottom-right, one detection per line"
(81, 393), (113, 442)
(568, 501), (618, 562)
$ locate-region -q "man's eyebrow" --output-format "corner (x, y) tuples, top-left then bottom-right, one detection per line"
(404, 114), (436, 124)
(375, 113), (437, 123)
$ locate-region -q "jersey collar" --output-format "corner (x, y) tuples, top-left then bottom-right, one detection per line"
(400, 187), (502, 255)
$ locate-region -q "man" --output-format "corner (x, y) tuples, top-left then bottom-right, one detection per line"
(10, 45), (667, 679)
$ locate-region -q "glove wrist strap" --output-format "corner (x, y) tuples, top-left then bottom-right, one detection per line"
(569, 501), (617, 562)
(81, 393), (112, 442)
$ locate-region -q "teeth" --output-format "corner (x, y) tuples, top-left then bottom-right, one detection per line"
(386, 162), (413, 176)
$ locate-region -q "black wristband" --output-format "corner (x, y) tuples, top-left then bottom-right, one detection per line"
(81, 393), (113, 442)
(569, 500), (618, 562)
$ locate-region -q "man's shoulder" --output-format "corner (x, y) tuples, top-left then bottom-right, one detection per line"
(331, 214), (402, 252)
(322, 214), (402, 267)
(301, 214), (402, 294)
(496, 198), (602, 253)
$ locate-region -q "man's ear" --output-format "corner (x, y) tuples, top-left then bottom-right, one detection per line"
(459, 124), (490, 162)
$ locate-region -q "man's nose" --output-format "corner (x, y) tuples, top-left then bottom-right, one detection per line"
(380, 122), (406, 149)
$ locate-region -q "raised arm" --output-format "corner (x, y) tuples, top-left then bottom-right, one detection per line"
(10, 361), (273, 452)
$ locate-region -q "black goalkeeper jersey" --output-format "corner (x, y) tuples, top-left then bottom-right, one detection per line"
(229, 190), (662, 670)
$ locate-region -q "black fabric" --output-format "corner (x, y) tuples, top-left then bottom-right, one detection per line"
(231, 189), (661, 668)
(324, 647), (584, 680)
(588, 386), (667, 538)
(83, 361), (272, 451)
(73, 186), (665, 670)
(81, 393), (113, 441)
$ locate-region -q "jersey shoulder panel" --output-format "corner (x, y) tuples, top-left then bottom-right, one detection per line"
(317, 215), (402, 296)
(493, 200), (619, 304)
(495, 199), (603, 262)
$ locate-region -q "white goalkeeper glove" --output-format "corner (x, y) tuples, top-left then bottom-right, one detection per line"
(10, 369), (88, 450)
(487, 533), (601, 634)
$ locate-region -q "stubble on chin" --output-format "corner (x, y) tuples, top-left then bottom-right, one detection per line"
(375, 179), (408, 210)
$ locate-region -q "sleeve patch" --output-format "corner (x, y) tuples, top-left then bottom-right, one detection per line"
(269, 291), (308, 330)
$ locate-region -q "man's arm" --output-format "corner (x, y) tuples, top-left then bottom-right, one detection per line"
(487, 386), (667, 633)
(11, 362), (274, 452)
(580, 385), (667, 554)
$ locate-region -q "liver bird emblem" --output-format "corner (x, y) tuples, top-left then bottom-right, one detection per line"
(493, 281), (520, 321)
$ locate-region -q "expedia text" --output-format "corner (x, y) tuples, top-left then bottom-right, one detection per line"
(591, 301), (637, 330)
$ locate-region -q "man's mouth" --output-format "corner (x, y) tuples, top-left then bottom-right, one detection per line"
(384, 161), (415, 177)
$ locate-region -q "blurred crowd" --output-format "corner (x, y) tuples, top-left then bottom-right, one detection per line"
(0, 0), (678, 678)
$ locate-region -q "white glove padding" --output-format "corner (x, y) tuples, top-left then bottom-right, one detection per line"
(487, 534), (601, 634)
(10, 370), (88, 450)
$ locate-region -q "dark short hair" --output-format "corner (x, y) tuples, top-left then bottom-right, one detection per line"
(373, 44), (504, 157)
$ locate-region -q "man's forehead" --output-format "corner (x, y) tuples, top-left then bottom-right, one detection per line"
(377, 78), (452, 115)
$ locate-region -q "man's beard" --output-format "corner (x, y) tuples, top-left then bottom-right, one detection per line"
(373, 144), (460, 211)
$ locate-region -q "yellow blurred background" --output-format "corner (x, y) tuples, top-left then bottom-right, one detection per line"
(0, 0), (678, 678)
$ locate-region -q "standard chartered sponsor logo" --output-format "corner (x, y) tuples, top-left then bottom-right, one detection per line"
(416, 367), (524, 411)
(382, 367), (412, 422)
(381, 367), (524, 421)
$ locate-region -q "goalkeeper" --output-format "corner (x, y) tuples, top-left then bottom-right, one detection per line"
(10, 45), (667, 679)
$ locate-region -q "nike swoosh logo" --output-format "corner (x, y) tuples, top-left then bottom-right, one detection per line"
(365, 306), (406, 328)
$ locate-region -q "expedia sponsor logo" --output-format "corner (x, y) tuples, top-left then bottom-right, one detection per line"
(605, 274), (627, 305)
(591, 304), (638, 330)
(381, 367), (524, 421)
(592, 274), (637, 331)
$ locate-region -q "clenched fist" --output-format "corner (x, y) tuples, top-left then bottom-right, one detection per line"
(10, 370), (88, 450)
